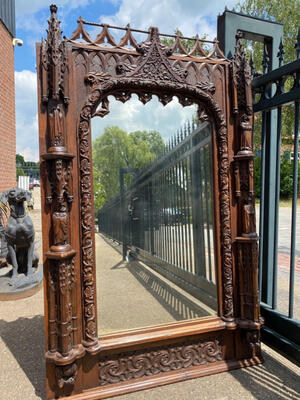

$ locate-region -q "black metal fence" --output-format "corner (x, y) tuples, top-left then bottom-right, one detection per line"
(252, 30), (300, 361)
(98, 121), (217, 306)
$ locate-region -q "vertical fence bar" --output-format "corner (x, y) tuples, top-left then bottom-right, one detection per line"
(179, 159), (186, 270)
(289, 100), (299, 318)
(272, 105), (282, 310)
(186, 155), (194, 273)
(183, 158), (189, 271)
(203, 146), (213, 281)
(259, 111), (267, 297)
(167, 168), (172, 264)
(175, 160), (182, 267)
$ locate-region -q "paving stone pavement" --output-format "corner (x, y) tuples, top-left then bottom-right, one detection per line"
(0, 188), (299, 399)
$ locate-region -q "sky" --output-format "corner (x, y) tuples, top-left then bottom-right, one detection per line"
(14, 0), (237, 161)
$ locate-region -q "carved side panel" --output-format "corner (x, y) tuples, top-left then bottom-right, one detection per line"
(99, 338), (223, 386)
(231, 32), (261, 333)
(78, 106), (99, 348)
(40, 6), (85, 392)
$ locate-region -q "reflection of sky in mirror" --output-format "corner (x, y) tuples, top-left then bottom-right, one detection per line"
(91, 94), (198, 142)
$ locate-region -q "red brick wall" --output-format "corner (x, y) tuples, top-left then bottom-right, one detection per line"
(0, 20), (16, 193)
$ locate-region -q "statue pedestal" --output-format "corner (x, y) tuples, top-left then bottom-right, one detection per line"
(0, 264), (43, 300)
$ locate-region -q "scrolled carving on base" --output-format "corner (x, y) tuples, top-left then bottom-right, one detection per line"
(55, 362), (78, 389)
(99, 338), (223, 386)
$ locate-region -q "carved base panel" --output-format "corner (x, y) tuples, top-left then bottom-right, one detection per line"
(58, 358), (263, 400)
(46, 328), (262, 399)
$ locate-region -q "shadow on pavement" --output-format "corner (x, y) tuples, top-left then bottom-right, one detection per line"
(126, 260), (213, 321)
(0, 315), (45, 399)
(229, 349), (300, 400)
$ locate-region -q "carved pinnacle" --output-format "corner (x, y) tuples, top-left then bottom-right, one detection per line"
(50, 4), (58, 14)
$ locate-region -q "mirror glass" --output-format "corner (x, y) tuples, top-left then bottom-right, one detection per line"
(92, 94), (217, 335)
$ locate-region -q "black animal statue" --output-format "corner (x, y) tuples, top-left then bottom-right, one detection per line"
(0, 188), (39, 278)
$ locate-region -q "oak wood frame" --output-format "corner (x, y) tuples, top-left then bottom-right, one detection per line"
(37, 6), (263, 399)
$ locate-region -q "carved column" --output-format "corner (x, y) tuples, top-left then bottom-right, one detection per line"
(40, 5), (84, 389)
(231, 32), (262, 356)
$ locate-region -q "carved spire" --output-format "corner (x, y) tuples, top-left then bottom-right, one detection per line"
(41, 5), (69, 104)
(231, 31), (252, 116)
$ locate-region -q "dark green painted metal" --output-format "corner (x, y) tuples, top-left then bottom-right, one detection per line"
(289, 101), (299, 318)
(218, 10), (300, 360)
(252, 58), (300, 88)
(260, 305), (300, 346)
(218, 9), (283, 307)
(262, 325), (300, 365)
(272, 106), (282, 310)
(258, 111), (267, 297)
(217, 9), (283, 63)
(254, 89), (300, 112)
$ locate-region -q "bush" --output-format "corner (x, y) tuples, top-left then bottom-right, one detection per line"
(254, 155), (300, 199)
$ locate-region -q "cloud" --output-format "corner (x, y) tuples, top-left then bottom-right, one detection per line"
(15, 0), (96, 41)
(15, 70), (39, 161)
(91, 95), (197, 142)
(97, 0), (237, 39)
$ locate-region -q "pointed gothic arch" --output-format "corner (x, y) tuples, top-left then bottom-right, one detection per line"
(37, 6), (262, 399)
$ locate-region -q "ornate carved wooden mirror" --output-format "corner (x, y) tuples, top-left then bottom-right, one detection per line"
(37, 6), (263, 399)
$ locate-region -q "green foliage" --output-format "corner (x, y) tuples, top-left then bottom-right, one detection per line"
(16, 166), (25, 177)
(16, 154), (40, 179)
(16, 154), (25, 165)
(236, 0), (300, 149)
(92, 126), (165, 211)
(254, 155), (262, 198)
(279, 157), (294, 198)
(161, 29), (209, 54)
(254, 154), (300, 199)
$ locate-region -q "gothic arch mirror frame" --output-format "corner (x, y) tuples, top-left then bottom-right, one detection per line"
(37, 6), (262, 399)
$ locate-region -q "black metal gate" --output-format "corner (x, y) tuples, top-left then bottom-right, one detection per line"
(218, 8), (300, 363)
(252, 45), (300, 362)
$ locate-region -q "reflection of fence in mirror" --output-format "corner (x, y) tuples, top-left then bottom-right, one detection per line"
(93, 101), (217, 335)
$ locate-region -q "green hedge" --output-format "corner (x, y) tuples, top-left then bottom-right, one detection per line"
(254, 155), (300, 199)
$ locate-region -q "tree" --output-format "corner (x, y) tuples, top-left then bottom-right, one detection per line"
(92, 126), (165, 210)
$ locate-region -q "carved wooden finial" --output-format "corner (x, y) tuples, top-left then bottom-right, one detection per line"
(50, 4), (58, 14)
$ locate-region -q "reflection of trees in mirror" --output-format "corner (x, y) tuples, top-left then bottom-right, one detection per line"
(92, 95), (198, 211)
(93, 127), (165, 208)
